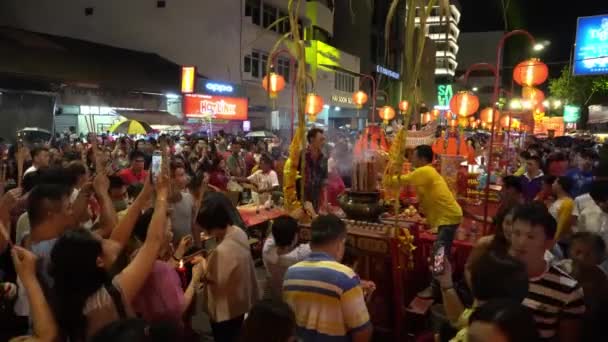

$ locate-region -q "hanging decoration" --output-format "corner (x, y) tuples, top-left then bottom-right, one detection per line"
(398, 100), (410, 114)
(500, 115), (513, 129)
(378, 106), (396, 124)
(480, 107), (500, 124)
(305, 93), (324, 122)
(513, 58), (549, 87)
(431, 108), (441, 119)
(421, 112), (432, 125)
(262, 72), (286, 99)
(396, 227), (416, 270)
(458, 117), (469, 127)
(353, 90), (368, 109)
(449, 91), (480, 117)
(522, 86), (545, 107)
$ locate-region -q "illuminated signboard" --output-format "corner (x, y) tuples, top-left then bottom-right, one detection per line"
(534, 117), (565, 137)
(183, 94), (248, 121)
(437, 84), (454, 109)
(181, 66), (196, 93)
(574, 15), (608, 76)
(204, 82), (234, 94)
(331, 94), (353, 105)
(243, 120), (251, 132)
(563, 105), (581, 123)
(375, 65), (400, 80)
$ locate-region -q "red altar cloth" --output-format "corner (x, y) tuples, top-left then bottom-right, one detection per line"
(237, 206), (287, 227)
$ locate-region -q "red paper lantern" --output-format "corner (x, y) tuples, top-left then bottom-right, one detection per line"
(500, 115), (513, 129)
(379, 106), (396, 124)
(262, 72), (285, 98)
(513, 58), (548, 87)
(449, 91), (480, 117)
(353, 91), (368, 109)
(305, 93), (324, 121)
(398, 100), (410, 113)
(431, 108), (440, 118)
(421, 113), (432, 124)
(480, 107), (500, 124)
(522, 86), (545, 107)
(449, 119), (458, 128)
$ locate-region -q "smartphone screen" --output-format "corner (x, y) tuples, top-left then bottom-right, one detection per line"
(432, 246), (445, 275)
(151, 152), (162, 182)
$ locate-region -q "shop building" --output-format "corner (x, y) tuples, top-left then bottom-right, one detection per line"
(1, 0), (361, 132)
(0, 27), (181, 140)
(181, 77), (250, 135)
(414, 1), (462, 77)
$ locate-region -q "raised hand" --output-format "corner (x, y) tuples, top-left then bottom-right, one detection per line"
(11, 246), (38, 281)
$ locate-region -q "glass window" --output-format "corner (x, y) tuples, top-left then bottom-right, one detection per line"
(334, 72), (355, 92)
(278, 10), (288, 34)
(263, 4), (277, 31)
(244, 55), (252, 73)
(246, 0), (261, 25)
(251, 52), (260, 78)
(261, 53), (268, 77)
(276, 58), (290, 83)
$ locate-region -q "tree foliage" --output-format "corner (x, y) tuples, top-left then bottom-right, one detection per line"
(549, 65), (608, 105)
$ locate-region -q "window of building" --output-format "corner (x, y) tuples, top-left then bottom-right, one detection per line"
(246, 0), (261, 25)
(278, 10), (289, 34)
(244, 55), (252, 73)
(84, 7), (94, 16)
(156, 1), (166, 8)
(263, 4), (278, 31)
(245, 50), (290, 81)
(251, 51), (260, 78)
(276, 57), (290, 83)
(312, 27), (331, 43)
(334, 72), (355, 92)
(261, 53), (269, 76)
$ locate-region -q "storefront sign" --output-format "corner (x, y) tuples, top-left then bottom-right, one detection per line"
(181, 66), (196, 93)
(437, 84), (454, 109)
(574, 15), (608, 76)
(204, 82), (234, 94)
(183, 94), (248, 121)
(243, 120), (251, 132)
(533, 117), (564, 137)
(375, 65), (400, 80)
(563, 105), (581, 123)
(331, 94), (353, 105)
(588, 104), (608, 123)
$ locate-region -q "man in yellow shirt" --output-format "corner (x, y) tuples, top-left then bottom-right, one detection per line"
(401, 145), (463, 298)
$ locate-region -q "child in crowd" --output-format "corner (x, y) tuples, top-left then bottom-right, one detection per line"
(262, 215), (311, 299)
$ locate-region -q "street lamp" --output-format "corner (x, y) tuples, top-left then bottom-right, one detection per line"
(542, 99), (563, 110)
(533, 40), (551, 52)
(533, 43), (545, 51)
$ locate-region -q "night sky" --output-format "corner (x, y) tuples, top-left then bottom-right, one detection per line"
(459, 0), (607, 68)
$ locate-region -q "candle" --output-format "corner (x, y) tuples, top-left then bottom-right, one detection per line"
(177, 259), (187, 289)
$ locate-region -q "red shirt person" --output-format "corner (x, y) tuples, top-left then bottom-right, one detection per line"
(119, 150), (148, 186)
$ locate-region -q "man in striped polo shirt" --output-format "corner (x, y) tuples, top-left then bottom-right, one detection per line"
(283, 215), (372, 342)
(509, 203), (585, 341)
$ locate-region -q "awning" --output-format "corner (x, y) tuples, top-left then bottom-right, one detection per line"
(118, 111), (182, 126)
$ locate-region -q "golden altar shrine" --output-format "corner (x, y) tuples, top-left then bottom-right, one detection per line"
(299, 219), (418, 341)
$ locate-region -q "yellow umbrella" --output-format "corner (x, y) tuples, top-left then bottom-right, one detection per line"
(109, 120), (153, 135)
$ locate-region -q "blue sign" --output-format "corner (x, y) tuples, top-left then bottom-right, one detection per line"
(205, 82), (234, 93)
(375, 65), (400, 80)
(574, 15), (608, 76)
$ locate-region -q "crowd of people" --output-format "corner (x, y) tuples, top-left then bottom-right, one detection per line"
(0, 127), (607, 342)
